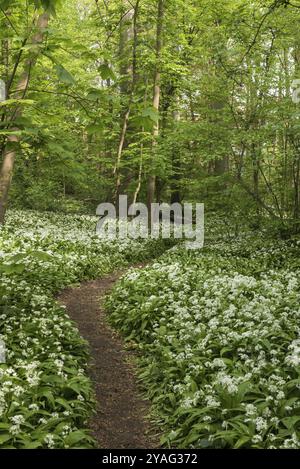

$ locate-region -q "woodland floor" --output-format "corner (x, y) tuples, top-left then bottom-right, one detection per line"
(58, 268), (160, 449)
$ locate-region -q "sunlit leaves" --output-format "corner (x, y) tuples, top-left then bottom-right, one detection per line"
(131, 107), (159, 131)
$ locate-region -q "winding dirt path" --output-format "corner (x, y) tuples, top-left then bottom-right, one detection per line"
(58, 269), (160, 449)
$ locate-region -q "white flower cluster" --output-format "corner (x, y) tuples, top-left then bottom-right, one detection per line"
(107, 229), (300, 449)
(0, 209), (162, 449)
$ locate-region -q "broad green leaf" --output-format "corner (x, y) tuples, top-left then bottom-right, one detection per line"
(98, 64), (115, 81)
(55, 64), (76, 85)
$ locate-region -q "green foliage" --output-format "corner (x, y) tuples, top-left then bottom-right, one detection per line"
(1, 0), (299, 222)
(54, 64), (76, 85)
(2, 0), (300, 453)
(107, 219), (300, 448)
(0, 209), (170, 449)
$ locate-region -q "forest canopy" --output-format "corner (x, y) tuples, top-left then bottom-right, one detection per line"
(0, 0), (300, 229)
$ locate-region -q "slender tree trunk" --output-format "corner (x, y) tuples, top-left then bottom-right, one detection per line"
(293, 152), (300, 220)
(132, 145), (143, 205)
(252, 143), (260, 224)
(132, 79), (149, 205)
(114, 107), (130, 196)
(170, 96), (181, 204)
(147, 0), (164, 224)
(0, 12), (49, 224)
(113, 0), (140, 203)
(292, 45), (300, 222)
(0, 9), (11, 156)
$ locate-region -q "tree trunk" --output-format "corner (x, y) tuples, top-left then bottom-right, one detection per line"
(113, 4), (134, 186)
(113, 1), (140, 203)
(170, 97), (182, 204)
(147, 0), (164, 224)
(0, 135), (17, 223)
(0, 12), (49, 224)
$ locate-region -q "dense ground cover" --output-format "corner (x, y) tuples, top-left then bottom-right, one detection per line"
(0, 210), (168, 449)
(107, 222), (300, 449)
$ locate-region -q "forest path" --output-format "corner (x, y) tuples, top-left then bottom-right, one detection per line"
(58, 268), (160, 449)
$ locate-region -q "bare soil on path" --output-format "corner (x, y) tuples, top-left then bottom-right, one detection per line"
(58, 269), (160, 449)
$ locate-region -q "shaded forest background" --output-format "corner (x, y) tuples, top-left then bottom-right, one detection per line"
(1, 0), (300, 234)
